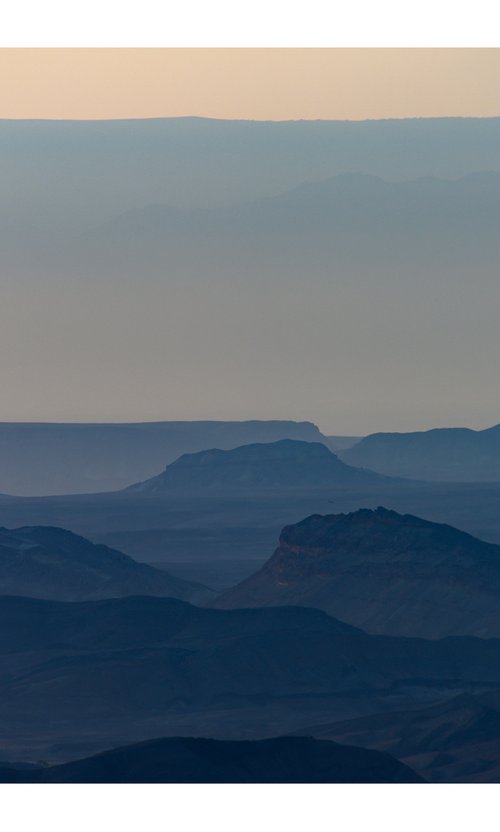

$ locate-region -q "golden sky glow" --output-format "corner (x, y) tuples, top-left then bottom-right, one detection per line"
(1, 48), (500, 121)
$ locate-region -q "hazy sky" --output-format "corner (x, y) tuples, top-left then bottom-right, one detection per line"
(2, 49), (500, 434)
(2, 48), (500, 120)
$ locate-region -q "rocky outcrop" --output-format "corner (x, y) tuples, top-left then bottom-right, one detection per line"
(215, 507), (500, 638)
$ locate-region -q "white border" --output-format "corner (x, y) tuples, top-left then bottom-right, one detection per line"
(1, 0), (500, 47)
(1, 782), (498, 832)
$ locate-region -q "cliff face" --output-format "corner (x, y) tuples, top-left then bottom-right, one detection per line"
(215, 507), (500, 639)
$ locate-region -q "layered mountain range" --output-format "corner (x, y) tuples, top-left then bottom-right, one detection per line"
(96, 171), (500, 243)
(0, 420), (327, 496)
(3, 593), (500, 762)
(5, 115), (500, 785)
(4, 117), (500, 235)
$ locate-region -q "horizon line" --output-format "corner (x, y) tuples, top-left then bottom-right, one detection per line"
(2, 114), (500, 125)
(0, 418), (497, 434)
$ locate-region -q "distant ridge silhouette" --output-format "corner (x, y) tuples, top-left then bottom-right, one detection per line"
(126, 439), (389, 492)
(342, 423), (500, 481)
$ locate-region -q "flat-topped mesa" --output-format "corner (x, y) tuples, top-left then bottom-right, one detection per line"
(0, 419), (326, 496)
(126, 439), (389, 492)
(214, 507), (500, 639)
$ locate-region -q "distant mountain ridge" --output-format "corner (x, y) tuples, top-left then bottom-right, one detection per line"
(0, 525), (213, 603)
(5, 117), (500, 235)
(341, 423), (500, 481)
(126, 439), (390, 492)
(0, 420), (327, 495)
(96, 171), (500, 240)
(215, 507), (500, 638)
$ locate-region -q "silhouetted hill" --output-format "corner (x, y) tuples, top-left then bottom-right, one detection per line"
(3, 594), (500, 760)
(298, 689), (500, 783)
(98, 172), (500, 242)
(215, 507), (500, 638)
(0, 420), (326, 495)
(126, 440), (389, 492)
(5, 118), (500, 236)
(0, 736), (423, 783)
(0, 526), (213, 603)
(341, 423), (500, 481)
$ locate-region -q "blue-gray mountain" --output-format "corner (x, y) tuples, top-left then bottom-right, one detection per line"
(0, 420), (327, 496)
(97, 171), (500, 240)
(82, 172), (500, 283)
(0, 525), (213, 603)
(126, 439), (389, 492)
(341, 423), (500, 482)
(215, 507), (500, 638)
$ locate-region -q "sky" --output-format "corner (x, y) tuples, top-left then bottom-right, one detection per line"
(2, 48), (500, 121)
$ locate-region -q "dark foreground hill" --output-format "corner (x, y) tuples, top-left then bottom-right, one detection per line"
(0, 736), (423, 783)
(3, 594), (500, 760)
(0, 525), (213, 603)
(126, 439), (389, 492)
(297, 689), (500, 783)
(0, 420), (326, 495)
(341, 422), (500, 482)
(215, 507), (500, 638)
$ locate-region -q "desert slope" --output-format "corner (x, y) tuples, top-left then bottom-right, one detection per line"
(215, 507), (500, 638)
(0, 525), (213, 603)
